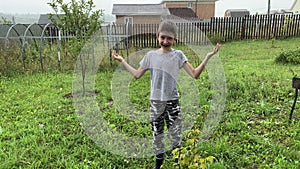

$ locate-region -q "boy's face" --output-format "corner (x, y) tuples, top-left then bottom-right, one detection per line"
(157, 31), (175, 48)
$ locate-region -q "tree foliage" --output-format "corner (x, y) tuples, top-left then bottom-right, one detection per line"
(48, 0), (104, 57)
(47, 0), (104, 96)
(275, 48), (300, 64)
(48, 0), (103, 39)
(0, 16), (12, 24)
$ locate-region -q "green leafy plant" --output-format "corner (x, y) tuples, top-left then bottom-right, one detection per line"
(281, 15), (293, 38)
(0, 16), (12, 24)
(207, 32), (225, 44)
(275, 48), (300, 64)
(170, 129), (216, 169)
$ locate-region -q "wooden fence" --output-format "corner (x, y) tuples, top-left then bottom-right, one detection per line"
(101, 14), (300, 49)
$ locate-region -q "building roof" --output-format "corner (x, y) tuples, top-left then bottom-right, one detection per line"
(38, 14), (52, 24)
(270, 9), (293, 15)
(291, 0), (300, 13)
(225, 9), (250, 17)
(161, 0), (218, 2)
(168, 8), (198, 18)
(163, 8), (201, 22)
(38, 14), (61, 24)
(162, 15), (202, 22)
(112, 4), (170, 16)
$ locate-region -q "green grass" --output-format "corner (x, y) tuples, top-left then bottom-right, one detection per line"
(1, 37), (300, 169)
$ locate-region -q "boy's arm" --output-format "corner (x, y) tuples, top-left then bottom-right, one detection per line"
(112, 50), (146, 79)
(183, 43), (221, 79)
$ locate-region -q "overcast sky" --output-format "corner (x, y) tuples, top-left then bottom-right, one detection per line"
(0, 0), (295, 16)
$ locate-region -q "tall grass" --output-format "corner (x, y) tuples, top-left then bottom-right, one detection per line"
(0, 37), (300, 168)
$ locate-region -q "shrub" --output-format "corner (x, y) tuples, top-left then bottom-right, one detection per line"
(275, 48), (300, 64)
(207, 32), (226, 44)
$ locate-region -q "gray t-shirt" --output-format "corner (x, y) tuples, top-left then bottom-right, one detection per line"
(140, 49), (188, 101)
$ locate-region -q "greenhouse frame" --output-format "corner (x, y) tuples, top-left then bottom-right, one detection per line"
(0, 21), (131, 70)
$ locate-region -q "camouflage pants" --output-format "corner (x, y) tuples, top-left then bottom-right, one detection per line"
(150, 100), (182, 158)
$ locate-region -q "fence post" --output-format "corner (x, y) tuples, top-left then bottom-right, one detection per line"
(241, 17), (246, 40)
(57, 28), (61, 70)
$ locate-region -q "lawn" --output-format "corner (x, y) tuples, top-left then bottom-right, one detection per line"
(0, 37), (300, 169)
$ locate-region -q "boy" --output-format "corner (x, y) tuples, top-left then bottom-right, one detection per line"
(112, 20), (221, 169)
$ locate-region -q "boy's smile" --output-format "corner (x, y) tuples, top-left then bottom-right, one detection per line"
(158, 32), (175, 49)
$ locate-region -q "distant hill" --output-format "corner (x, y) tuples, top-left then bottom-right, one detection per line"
(0, 13), (39, 24)
(103, 14), (116, 23)
(0, 13), (115, 24)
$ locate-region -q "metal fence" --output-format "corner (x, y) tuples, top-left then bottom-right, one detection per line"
(0, 23), (73, 70)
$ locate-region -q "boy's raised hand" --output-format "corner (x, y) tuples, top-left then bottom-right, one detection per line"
(112, 50), (124, 62)
(214, 43), (221, 53)
(207, 43), (221, 58)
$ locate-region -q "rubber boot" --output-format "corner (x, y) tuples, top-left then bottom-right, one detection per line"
(153, 153), (164, 169)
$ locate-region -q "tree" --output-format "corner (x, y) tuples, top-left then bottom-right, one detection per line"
(48, 0), (104, 96)
(0, 16), (12, 24)
(48, 0), (104, 57)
